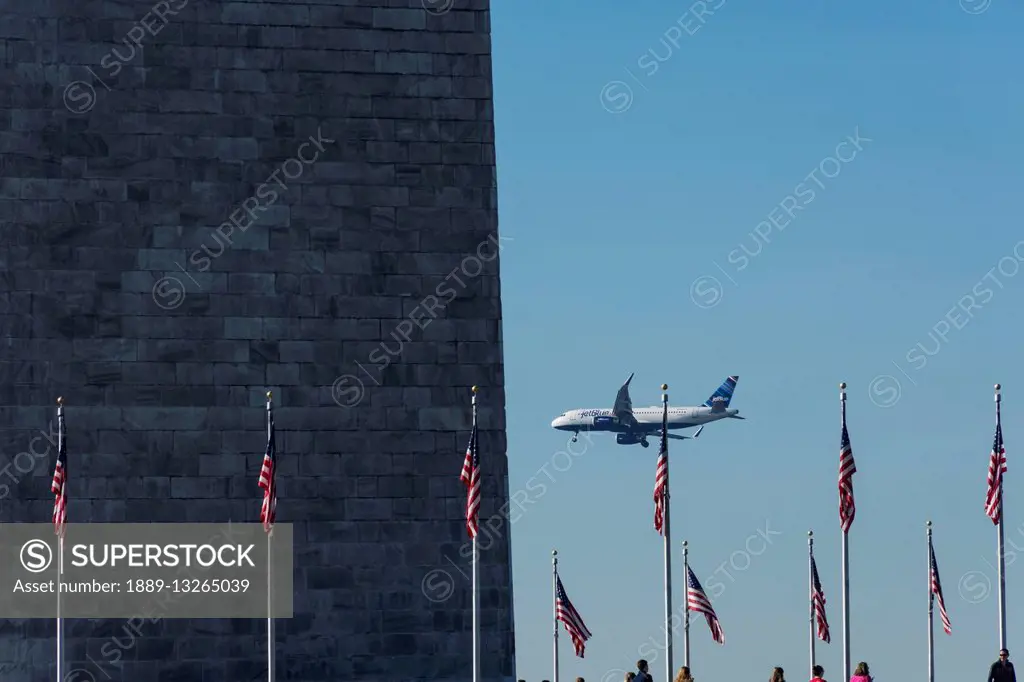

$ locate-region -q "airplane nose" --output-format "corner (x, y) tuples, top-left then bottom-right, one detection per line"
(551, 418), (561, 429)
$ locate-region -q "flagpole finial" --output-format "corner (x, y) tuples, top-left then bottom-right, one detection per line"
(682, 540), (687, 548)
(661, 384), (668, 391)
(56, 396), (63, 405)
(266, 391), (272, 399)
(471, 385), (478, 394)
(808, 530), (813, 538)
(926, 520), (932, 527)
(839, 382), (846, 390)
(552, 549), (557, 557)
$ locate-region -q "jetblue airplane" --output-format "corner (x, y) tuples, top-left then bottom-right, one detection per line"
(550, 374), (743, 447)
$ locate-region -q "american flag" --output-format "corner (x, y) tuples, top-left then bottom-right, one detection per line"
(653, 419), (668, 534)
(460, 425), (480, 538)
(930, 543), (951, 635)
(555, 576), (592, 657)
(686, 566), (724, 644)
(258, 403), (276, 532)
(985, 414), (1006, 524)
(810, 556), (830, 643)
(51, 407), (67, 537)
(838, 403), (857, 533)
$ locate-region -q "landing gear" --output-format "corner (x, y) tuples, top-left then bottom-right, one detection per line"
(640, 438), (650, 448)
(570, 430), (578, 443)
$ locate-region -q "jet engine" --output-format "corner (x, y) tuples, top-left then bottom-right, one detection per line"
(616, 433), (643, 445)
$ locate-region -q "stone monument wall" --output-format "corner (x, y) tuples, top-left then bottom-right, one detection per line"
(0, 0), (514, 679)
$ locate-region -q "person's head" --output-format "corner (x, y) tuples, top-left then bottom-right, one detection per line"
(674, 666), (693, 682)
(626, 674), (636, 682)
(577, 678), (585, 682)
(1000, 649), (1010, 661)
(770, 666), (785, 682)
(812, 665), (825, 678)
(638, 660), (649, 673)
(854, 662), (869, 676)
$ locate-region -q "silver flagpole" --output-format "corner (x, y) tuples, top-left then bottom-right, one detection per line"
(661, 384), (673, 682)
(553, 550), (559, 682)
(840, 382), (851, 682)
(682, 540), (689, 669)
(809, 530), (815, 679)
(471, 386), (480, 682)
(995, 384), (1006, 651)
(266, 392), (275, 682)
(55, 397), (64, 682)
(927, 521), (934, 682)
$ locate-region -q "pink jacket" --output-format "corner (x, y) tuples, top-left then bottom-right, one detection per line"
(850, 675), (872, 682)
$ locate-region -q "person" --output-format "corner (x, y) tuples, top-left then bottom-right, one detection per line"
(674, 666), (695, 682)
(850, 662), (872, 682)
(989, 649), (1016, 682)
(635, 659), (653, 682)
(811, 665), (826, 682)
(626, 674), (636, 682)
(770, 668), (785, 682)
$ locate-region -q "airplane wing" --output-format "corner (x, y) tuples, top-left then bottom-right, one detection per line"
(666, 425), (704, 441)
(613, 373), (638, 427)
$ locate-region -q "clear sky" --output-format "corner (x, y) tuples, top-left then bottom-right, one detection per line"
(490, 1), (1024, 681)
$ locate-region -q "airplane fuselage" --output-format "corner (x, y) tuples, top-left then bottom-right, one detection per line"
(550, 406), (738, 435)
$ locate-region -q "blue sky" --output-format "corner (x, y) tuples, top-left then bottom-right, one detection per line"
(491, 1), (1024, 680)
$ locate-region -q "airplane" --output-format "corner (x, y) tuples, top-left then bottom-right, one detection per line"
(550, 374), (743, 447)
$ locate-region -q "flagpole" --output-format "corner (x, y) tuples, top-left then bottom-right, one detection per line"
(808, 530), (815, 679)
(552, 549), (559, 682)
(55, 396), (64, 682)
(266, 392), (275, 682)
(471, 386), (480, 682)
(682, 540), (689, 669)
(995, 383), (1006, 651)
(840, 382), (851, 682)
(661, 383), (673, 682)
(927, 521), (934, 682)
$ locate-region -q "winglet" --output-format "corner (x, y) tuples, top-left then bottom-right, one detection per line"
(704, 376), (738, 410)
(623, 372), (634, 387)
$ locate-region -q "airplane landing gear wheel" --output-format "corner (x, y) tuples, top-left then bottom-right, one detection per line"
(640, 439), (649, 448)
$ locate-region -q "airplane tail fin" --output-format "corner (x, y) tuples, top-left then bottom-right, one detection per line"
(704, 376), (738, 411)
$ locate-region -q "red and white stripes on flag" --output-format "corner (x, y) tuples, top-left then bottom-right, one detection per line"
(51, 407), (67, 536)
(653, 424), (668, 534)
(985, 415), (1006, 524)
(258, 403), (276, 532)
(686, 566), (725, 644)
(810, 556), (830, 643)
(555, 576), (592, 657)
(930, 543), (951, 635)
(460, 425), (480, 538)
(838, 402), (857, 533)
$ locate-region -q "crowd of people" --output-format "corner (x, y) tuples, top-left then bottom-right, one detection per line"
(521, 648), (1017, 682)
